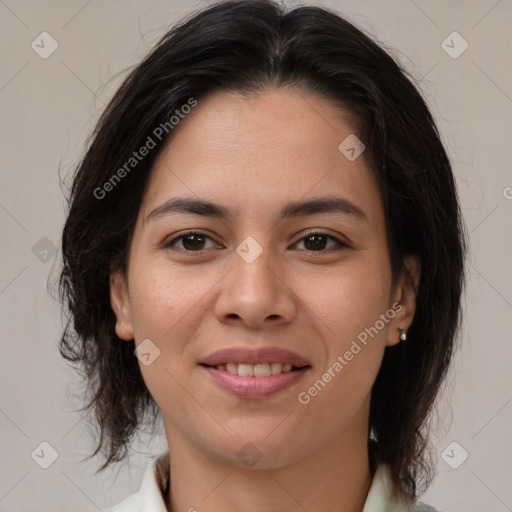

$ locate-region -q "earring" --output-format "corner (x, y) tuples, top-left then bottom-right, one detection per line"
(398, 327), (407, 342)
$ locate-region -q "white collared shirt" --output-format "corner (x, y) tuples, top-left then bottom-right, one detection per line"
(106, 452), (441, 512)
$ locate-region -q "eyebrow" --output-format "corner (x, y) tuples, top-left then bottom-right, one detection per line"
(146, 196), (368, 223)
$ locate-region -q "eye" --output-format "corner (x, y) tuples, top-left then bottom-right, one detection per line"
(292, 232), (348, 252)
(164, 231), (220, 252)
(164, 230), (349, 254)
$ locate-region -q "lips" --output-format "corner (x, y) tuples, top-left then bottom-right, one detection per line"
(199, 347), (311, 368)
(199, 347), (311, 399)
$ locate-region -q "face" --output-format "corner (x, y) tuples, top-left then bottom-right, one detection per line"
(110, 87), (419, 469)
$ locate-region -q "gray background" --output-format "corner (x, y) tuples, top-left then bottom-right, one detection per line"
(1, 0), (511, 510)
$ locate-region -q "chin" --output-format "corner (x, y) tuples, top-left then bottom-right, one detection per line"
(204, 426), (306, 469)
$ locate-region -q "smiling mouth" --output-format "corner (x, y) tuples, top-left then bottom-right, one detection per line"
(200, 363), (311, 399)
(200, 362), (311, 377)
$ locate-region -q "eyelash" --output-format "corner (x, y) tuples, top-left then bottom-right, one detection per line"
(163, 230), (350, 254)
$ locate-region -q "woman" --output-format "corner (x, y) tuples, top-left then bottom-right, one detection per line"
(59, 1), (466, 511)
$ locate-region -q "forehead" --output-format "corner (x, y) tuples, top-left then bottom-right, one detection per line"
(140, 88), (383, 227)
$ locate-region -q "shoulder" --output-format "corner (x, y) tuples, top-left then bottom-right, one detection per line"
(367, 464), (443, 512)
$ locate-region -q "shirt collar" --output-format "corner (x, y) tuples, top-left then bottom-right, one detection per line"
(362, 463), (413, 511)
(138, 451), (412, 512)
(137, 451), (170, 512)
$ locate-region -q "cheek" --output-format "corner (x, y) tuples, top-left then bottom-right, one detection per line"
(297, 255), (392, 408)
(127, 260), (213, 340)
(304, 257), (392, 342)
(127, 265), (209, 412)
(296, 266), (390, 436)
(127, 262), (221, 394)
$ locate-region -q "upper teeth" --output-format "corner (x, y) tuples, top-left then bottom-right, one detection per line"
(215, 363), (293, 376)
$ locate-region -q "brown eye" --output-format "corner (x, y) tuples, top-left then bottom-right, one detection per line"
(303, 234), (329, 251)
(165, 232), (218, 252)
(164, 231), (348, 254)
(294, 232), (347, 252)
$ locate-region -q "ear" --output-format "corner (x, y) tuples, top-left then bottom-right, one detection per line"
(110, 270), (135, 341)
(386, 255), (421, 347)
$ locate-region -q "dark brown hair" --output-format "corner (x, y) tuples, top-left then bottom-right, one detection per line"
(59, 0), (466, 502)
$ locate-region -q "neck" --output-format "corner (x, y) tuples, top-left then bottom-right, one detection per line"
(163, 422), (372, 512)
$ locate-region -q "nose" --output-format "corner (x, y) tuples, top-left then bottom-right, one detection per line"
(213, 243), (296, 330)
